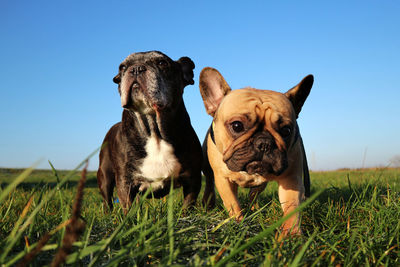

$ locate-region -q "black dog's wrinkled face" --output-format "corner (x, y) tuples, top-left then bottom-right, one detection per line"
(113, 51), (195, 114)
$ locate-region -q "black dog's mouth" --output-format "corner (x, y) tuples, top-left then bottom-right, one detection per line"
(132, 81), (140, 89)
(149, 94), (169, 111)
(124, 80), (171, 113)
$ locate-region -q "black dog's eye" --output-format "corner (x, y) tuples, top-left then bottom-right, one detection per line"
(119, 65), (126, 71)
(231, 121), (244, 133)
(280, 126), (291, 138)
(158, 60), (168, 67)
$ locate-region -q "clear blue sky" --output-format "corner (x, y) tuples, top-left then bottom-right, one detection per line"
(1, 1), (399, 171)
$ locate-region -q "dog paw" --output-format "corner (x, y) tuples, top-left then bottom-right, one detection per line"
(279, 224), (302, 237)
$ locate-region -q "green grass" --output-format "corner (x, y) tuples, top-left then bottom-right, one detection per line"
(0, 165), (399, 266)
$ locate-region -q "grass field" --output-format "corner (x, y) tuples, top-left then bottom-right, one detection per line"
(0, 163), (399, 266)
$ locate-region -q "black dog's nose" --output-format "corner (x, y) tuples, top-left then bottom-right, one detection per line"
(132, 65), (147, 75)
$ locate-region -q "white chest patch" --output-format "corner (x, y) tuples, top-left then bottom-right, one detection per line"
(139, 135), (181, 188)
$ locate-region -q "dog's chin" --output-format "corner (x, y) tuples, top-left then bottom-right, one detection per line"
(151, 102), (171, 113)
(147, 95), (173, 113)
(124, 102), (154, 114)
(124, 100), (172, 115)
(245, 160), (287, 177)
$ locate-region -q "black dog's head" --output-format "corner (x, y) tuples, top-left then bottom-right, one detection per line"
(113, 51), (195, 114)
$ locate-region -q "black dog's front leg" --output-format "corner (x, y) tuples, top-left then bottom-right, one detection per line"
(115, 176), (138, 214)
(181, 173), (202, 207)
(97, 160), (115, 211)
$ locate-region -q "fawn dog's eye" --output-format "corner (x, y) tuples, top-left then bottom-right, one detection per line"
(231, 121), (244, 133)
(280, 126), (292, 138)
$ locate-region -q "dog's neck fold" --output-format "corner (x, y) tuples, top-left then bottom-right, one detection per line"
(125, 103), (186, 143)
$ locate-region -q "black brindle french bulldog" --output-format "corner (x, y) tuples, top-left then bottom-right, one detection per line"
(97, 51), (202, 212)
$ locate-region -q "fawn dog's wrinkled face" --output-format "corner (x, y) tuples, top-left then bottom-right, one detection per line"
(113, 51), (195, 114)
(214, 89), (299, 176)
(200, 67), (313, 178)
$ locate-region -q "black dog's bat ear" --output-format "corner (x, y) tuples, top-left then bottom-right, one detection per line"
(285, 74), (313, 117)
(177, 57), (195, 86)
(113, 73), (121, 84)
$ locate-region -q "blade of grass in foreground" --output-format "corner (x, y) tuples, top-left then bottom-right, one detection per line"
(50, 161), (88, 267)
(1, 194), (15, 223)
(68, 216), (166, 265)
(214, 190), (324, 267)
(4, 221), (73, 267)
(168, 180), (175, 265)
(0, 162), (40, 264)
(0, 149), (99, 264)
(89, 216), (167, 266)
(0, 161), (40, 204)
(288, 232), (317, 267)
(86, 209), (133, 266)
(86, 187), (153, 267)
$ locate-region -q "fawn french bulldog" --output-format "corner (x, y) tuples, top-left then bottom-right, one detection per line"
(200, 67), (313, 234)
